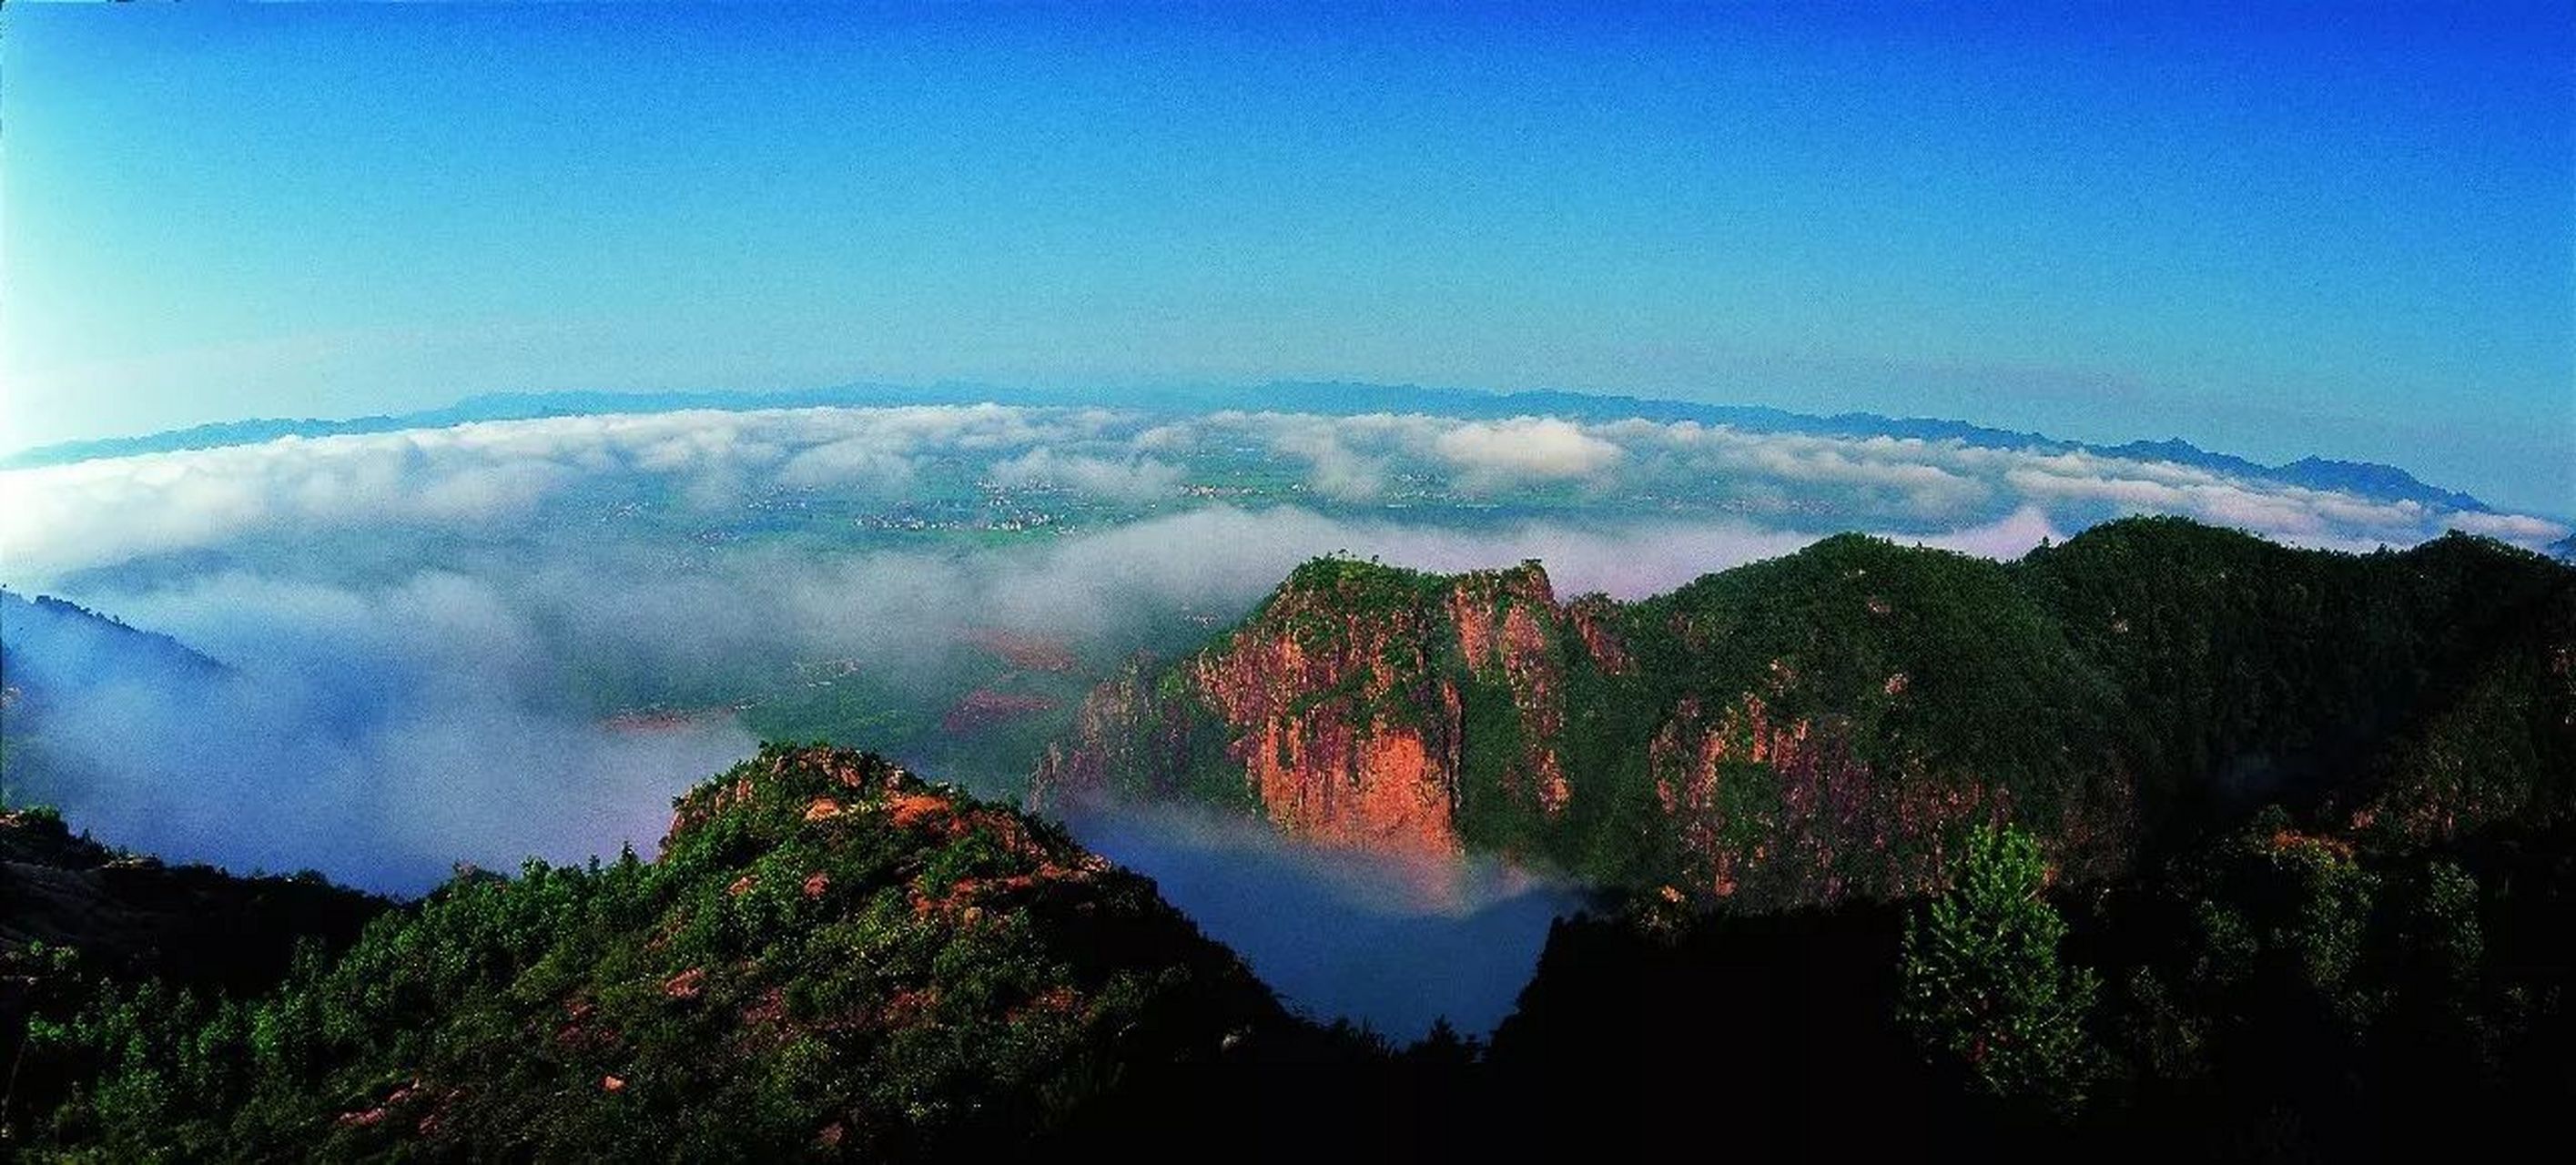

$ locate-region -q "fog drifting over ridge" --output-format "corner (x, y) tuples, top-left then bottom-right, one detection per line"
(3, 402), (2560, 1037)
(2, 401), (2559, 884)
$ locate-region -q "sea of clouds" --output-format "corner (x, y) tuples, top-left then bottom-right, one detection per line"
(2, 403), (2561, 1036)
(5, 406), (2560, 585)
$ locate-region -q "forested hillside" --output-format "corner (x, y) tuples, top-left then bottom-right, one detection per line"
(9, 746), (1316, 1160)
(1038, 518), (2576, 907)
(12, 520), (2573, 1160)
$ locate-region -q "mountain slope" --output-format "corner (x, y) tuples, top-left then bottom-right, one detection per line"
(1036, 518), (2576, 907)
(17, 745), (1300, 1160)
(0, 808), (386, 990)
(1, 589), (230, 806)
(0, 806), (391, 1122)
(0, 589), (226, 702)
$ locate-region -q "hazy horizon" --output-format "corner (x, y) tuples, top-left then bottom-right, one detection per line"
(4, 1), (2571, 1053)
(6, 3), (2569, 511)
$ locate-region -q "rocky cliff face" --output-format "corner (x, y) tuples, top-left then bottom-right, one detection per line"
(1037, 521), (2575, 910)
(1034, 548), (2129, 907)
(1181, 574), (1463, 856)
(1037, 559), (1591, 860)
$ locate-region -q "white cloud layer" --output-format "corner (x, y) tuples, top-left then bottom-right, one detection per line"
(4, 405), (2561, 588)
(1433, 417), (1623, 482)
(2, 402), (2558, 1030)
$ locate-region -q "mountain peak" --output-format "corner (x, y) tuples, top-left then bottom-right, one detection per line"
(16, 744), (1297, 1158)
(1040, 520), (2576, 908)
(2274, 456), (2488, 512)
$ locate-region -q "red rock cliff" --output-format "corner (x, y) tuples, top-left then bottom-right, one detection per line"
(1034, 559), (1609, 860)
(1034, 551), (2140, 909)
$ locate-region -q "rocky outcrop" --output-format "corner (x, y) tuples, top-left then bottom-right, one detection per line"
(1182, 577), (1464, 856)
(1037, 559), (1596, 860)
(1447, 564), (1574, 817)
(1038, 522), (2576, 911)
(1032, 549), (2135, 907)
(1649, 693), (1934, 902)
(25, 745), (1301, 1161)
(1646, 692), (2135, 906)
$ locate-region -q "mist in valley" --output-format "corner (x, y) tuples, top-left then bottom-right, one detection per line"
(5, 403), (2563, 1035)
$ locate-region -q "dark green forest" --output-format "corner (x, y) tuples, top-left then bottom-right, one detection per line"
(13, 758), (2571, 1160)
(5, 746), (1317, 1160)
(1053, 517), (2576, 909)
(6, 518), (2574, 1160)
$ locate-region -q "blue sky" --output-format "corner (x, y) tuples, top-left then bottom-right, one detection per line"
(5, 3), (2569, 511)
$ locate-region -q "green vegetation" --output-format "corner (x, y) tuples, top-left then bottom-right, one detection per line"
(1013, 515), (2576, 1150)
(1262, 554), (1450, 658)
(2044, 805), (2576, 1153)
(10, 745), (1286, 1160)
(1451, 672), (1538, 852)
(2018, 520), (2572, 828)
(16, 517), (2575, 1159)
(1472, 806), (2576, 1157)
(1060, 517), (2576, 910)
(1899, 824), (2099, 1112)
(735, 684), (925, 755)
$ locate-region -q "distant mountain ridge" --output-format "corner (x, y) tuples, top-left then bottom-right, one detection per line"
(0, 380), (2501, 516)
(1, 589), (231, 815)
(0, 588), (228, 696)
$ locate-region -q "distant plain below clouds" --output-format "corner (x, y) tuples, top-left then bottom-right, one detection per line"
(3, 403), (2564, 870)
(2, 400), (2563, 1034)
(1, 399), (2556, 892)
(1, 403), (2562, 587)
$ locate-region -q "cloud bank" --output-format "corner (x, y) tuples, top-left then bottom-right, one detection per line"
(2, 401), (2559, 1032)
(6, 570), (755, 893)
(5, 404), (2553, 585)
(3, 401), (2551, 890)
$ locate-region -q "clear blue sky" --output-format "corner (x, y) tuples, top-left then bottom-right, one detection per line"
(5, 3), (2570, 511)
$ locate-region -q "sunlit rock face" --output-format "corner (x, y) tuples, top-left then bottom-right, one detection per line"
(1033, 548), (2129, 908)
(1036, 557), (1618, 861)
(1040, 519), (2576, 912)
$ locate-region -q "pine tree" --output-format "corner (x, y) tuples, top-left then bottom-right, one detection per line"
(1899, 823), (2100, 1113)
